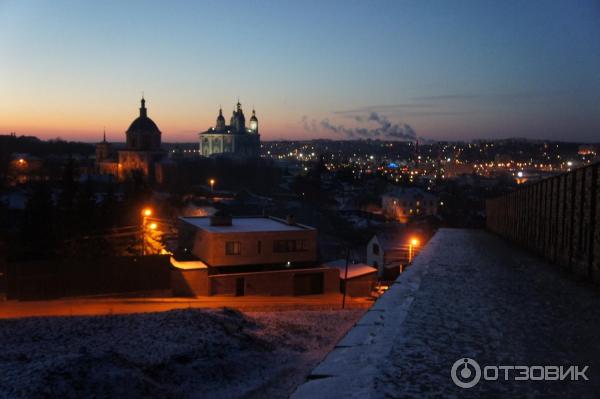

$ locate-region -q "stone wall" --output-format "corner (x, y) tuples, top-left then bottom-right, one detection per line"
(486, 162), (599, 283)
(6, 255), (171, 300)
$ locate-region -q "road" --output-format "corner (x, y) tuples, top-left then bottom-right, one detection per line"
(0, 293), (372, 319)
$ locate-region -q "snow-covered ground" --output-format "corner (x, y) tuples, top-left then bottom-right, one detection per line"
(0, 308), (364, 399)
(293, 229), (600, 398)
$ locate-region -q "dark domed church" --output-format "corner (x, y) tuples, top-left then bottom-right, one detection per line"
(199, 101), (260, 158)
(117, 97), (165, 180)
(95, 97), (166, 182)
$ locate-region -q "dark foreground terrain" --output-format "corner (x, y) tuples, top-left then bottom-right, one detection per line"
(0, 308), (364, 398)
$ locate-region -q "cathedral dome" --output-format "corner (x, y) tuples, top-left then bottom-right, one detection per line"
(127, 115), (160, 134)
(249, 109), (258, 133)
(215, 107), (226, 131)
(127, 98), (160, 134)
(125, 97), (162, 150)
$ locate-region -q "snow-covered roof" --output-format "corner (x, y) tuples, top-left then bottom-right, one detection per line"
(170, 257), (208, 270)
(325, 260), (377, 280)
(179, 216), (312, 233)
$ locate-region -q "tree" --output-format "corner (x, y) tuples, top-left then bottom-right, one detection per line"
(21, 181), (55, 259)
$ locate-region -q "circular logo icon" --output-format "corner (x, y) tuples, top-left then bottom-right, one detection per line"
(451, 358), (481, 388)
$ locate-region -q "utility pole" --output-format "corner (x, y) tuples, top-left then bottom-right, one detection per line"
(342, 247), (350, 309)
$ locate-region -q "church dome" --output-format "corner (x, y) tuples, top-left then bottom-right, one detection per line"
(125, 97), (162, 150)
(215, 107), (226, 131)
(127, 98), (161, 134)
(249, 109), (258, 133)
(127, 115), (160, 134)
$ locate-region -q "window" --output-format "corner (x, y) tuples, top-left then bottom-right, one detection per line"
(372, 243), (380, 255)
(273, 239), (308, 253)
(226, 241), (241, 255)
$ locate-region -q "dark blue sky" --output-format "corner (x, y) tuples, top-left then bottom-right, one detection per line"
(1, 0), (599, 142)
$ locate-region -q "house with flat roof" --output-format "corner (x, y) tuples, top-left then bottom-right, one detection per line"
(171, 214), (338, 297)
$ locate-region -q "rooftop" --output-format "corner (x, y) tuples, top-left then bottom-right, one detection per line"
(179, 216), (313, 233)
(324, 260), (377, 280)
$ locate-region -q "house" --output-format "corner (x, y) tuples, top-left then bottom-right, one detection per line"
(170, 213), (338, 297)
(367, 233), (419, 280)
(325, 259), (377, 297)
(381, 187), (438, 223)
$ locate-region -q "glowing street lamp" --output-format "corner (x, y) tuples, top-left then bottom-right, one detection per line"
(209, 178), (215, 192)
(141, 207), (153, 255)
(149, 222), (157, 230)
(409, 237), (420, 263)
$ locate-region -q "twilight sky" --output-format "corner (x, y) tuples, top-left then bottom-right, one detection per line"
(0, 0), (599, 142)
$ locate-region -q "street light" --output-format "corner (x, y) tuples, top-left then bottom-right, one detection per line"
(141, 207), (153, 255)
(408, 237), (419, 263)
(209, 178), (215, 192)
(149, 222), (157, 230)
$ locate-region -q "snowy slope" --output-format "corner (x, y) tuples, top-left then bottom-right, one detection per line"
(0, 308), (364, 399)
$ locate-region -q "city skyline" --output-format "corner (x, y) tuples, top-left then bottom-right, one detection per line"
(1, 0), (599, 142)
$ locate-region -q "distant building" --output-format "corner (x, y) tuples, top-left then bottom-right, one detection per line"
(199, 102), (260, 158)
(118, 97), (166, 181)
(171, 214), (338, 296)
(95, 130), (118, 176)
(381, 187), (438, 223)
(578, 145), (597, 157)
(95, 97), (166, 182)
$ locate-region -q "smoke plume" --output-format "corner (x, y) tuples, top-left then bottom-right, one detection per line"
(304, 112), (417, 141)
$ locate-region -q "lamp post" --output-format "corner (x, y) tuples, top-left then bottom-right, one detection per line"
(141, 208), (152, 255)
(408, 238), (419, 263)
(342, 247), (350, 309)
(209, 178), (215, 193)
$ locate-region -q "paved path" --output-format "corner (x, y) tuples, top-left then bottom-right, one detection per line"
(292, 229), (600, 398)
(0, 294), (371, 319)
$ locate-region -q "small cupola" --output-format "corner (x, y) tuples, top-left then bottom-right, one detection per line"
(249, 109), (258, 133)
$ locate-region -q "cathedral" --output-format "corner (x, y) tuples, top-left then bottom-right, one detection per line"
(95, 97), (262, 183)
(199, 101), (261, 158)
(96, 97), (166, 182)
(118, 97), (165, 180)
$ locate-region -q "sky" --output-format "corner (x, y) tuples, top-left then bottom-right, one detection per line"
(0, 0), (599, 143)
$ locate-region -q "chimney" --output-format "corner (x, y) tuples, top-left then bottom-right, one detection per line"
(210, 211), (232, 226)
(286, 214), (296, 225)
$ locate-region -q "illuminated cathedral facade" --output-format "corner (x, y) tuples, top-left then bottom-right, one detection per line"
(95, 98), (261, 183)
(199, 101), (260, 158)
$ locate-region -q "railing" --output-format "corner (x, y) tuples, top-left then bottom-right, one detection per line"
(486, 162), (599, 283)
